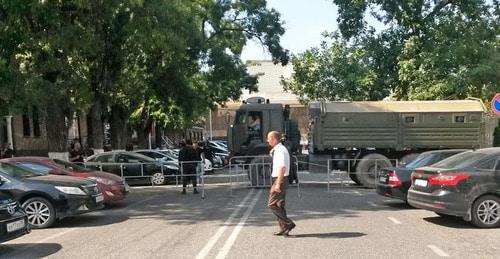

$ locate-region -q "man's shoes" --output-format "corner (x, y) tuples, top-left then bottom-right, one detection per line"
(193, 189), (199, 194)
(273, 230), (286, 236)
(181, 190), (187, 195)
(282, 223), (296, 237)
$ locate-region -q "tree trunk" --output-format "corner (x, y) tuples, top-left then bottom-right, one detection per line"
(88, 100), (105, 149)
(110, 105), (129, 149)
(46, 99), (69, 152)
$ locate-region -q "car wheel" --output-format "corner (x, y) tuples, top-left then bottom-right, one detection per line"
(151, 172), (166, 185)
(22, 197), (56, 229)
(471, 195), (500, 228)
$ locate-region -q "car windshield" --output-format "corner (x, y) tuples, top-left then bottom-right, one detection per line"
(432, 151), (486, 169)
(404, 153), (435, 168)
(52, 159), (91, 172)
(0, 163), (46, 178)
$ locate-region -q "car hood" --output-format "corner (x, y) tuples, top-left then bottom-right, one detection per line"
(24, 175), (94, 187)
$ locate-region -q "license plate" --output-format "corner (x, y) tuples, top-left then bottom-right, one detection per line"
(415, 179), (428, 187)
(7, 219), (25, 233)
(95, 194), (104, 203)
(379, 176), (386, 183)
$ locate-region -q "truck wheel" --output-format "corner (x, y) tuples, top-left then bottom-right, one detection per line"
(349, 172), (361, 185)
(355, 153), (392, 188)
(400, 153), (420, 166)
(248, 157), (272, 187)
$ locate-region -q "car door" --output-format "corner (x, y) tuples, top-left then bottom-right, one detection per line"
(117, 154), (142, 177)
(494, 156), (500, 193)
(93, 154), (118, 176)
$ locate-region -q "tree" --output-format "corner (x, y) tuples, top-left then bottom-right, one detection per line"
(284, 0), (499, 103)
(0, 0), (289, 151)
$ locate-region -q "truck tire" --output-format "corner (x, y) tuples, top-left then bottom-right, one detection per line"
(349, 172), (361, 185)
(355, 153), (392, 188)
(248, 156), (272, 187)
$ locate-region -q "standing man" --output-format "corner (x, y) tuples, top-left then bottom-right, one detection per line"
(267, 131), (296, 237)
(178, 139), (200, 194)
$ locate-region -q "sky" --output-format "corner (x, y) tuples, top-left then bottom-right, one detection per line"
(241, 0), (339, 61)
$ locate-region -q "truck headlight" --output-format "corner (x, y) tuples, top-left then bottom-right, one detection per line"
(55, 186), (86, 195)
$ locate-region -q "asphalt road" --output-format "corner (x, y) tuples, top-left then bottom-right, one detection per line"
(1, 183), (500, 259)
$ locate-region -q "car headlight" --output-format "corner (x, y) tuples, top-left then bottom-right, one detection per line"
(55, 186), (86, 195)
(87, 177), (116, 185)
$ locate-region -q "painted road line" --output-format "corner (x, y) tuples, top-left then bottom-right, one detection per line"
(195, 189), (255, 259)
(215, 189), (263, 259)
(427, 245), (450, 257)
(387, 217), (402, 225)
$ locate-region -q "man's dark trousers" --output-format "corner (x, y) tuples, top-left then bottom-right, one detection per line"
(268, 176), (295, 231)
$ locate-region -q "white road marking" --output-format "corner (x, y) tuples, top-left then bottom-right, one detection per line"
(427, 245), (450, 257)
(215, 189), (263, 259)
(195, 189), (256, 259)
(368, 201), (378, 207)
(387, 217), (402, 225)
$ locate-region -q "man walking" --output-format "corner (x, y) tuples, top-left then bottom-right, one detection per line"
(178, 139), (200, 194)
(267, 131), (296, 237)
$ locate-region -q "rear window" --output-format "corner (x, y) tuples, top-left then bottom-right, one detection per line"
(433, 151), (486, 169)
(405, 153), (435, 168)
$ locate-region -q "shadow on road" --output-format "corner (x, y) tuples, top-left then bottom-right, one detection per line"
(51, 214), (128, 228)
(422, 216), (474, 229)
(0, 243), (62, 257)
(290, 232), (366, 239)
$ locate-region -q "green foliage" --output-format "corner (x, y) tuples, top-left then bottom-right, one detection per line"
(285, 0), (499, 103)
(0, 0), (289, 130)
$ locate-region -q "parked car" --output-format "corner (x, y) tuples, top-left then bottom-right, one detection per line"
(377, 149), (467, 201)
(85, 151), (179, 185)
(0, 162), (104, 228)
(0, 192), (30, 243)
(145, 149), (214, 173)
(408, 147), (500, 228)
(1, 157), (129, 204)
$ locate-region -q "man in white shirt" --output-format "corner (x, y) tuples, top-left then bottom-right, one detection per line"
(267, 131), (296, 237)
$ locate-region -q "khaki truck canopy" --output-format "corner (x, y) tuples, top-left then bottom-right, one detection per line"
(310, 100), (487, 151)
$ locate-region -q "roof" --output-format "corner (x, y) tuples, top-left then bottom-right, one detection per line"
(314, 100), (486, 113)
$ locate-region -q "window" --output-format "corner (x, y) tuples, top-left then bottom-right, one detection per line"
(405, 116), (415, 123)
(0, 163), (44, 178)
(32, 106), (40, 137)
(455, 116), (465, 123)
(475, 156), (497, 170)
(94, 154), (114, 163)
(16, 162), (53, 174)
(22, 114), (30, 137)
(496, 159), (500, 171)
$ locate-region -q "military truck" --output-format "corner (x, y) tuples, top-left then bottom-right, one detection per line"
(228, 97), (491, 187)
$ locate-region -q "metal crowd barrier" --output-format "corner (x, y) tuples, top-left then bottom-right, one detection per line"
(228, 155), (301, 198)
(81, 160), (207, 198)
(326, 158), (399, 194)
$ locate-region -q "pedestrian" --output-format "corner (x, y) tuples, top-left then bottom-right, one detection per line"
(267, 131), (296, 237)
(69, 139), (84, 163)
(1, 143), (14, 158)
(178, 139), (200, 194)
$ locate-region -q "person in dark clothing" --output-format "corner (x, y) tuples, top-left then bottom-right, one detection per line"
(69, 140), (84, 163)
(1, 143), (14, 158)
(178, 139), (201, 194)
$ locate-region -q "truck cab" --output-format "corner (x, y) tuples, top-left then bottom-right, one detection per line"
(228, 98), (285, 157)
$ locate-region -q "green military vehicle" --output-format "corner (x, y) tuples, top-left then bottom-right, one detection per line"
(309, 99), (491, 187)
(228, 97), (493, 187)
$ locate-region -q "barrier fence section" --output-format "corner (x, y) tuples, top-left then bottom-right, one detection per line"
(326, 158), (399, 193)
(82, 160), (207, 198)
(228, 155), (301, 198)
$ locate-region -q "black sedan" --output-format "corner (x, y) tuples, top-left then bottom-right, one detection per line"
(0, 163), (104, 228)
(0, 192), (30, 243)
(85, 151), (178, 185)
(408, 147), (500, 228)
(377, 149), (467, 201)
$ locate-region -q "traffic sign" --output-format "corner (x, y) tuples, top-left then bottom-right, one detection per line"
(492, 94), (500, 115)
